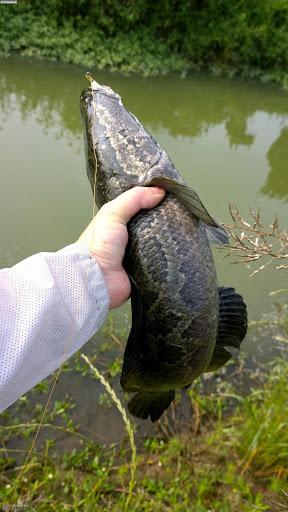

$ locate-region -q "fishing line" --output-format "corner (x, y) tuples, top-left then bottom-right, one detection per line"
(10, 73), (98, 507)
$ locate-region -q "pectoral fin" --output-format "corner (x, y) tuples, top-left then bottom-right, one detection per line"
(204, 221), (229, 245)
(109, 173), (229, 243)
(147, 176), (217, 228)
(128, 390), (175, 422)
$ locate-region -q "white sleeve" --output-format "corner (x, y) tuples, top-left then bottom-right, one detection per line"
(0, 243), (110, 412)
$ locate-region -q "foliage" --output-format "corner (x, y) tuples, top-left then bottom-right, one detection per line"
(0, 352), (287, 510)
(0, 0), (287, 85)
(232, 360), (288, 484)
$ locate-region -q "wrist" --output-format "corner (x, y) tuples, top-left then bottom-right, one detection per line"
(77, 244), (129, 309)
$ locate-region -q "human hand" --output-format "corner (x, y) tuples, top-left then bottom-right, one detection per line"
(77, 186), (165, 309)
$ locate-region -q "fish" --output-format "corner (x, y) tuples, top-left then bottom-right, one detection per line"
(80, 77), (248, 422)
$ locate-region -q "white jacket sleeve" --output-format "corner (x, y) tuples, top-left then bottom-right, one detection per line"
(0, 243), (110, 412)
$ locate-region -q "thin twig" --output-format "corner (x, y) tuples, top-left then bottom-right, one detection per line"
(221, 205), (288, 275)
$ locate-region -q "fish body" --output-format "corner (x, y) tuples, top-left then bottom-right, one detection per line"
(80, 80), (247, 421)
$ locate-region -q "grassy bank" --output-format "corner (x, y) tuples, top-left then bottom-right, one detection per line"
(0, 1), (287, 87)
(0, 351), (287, 510)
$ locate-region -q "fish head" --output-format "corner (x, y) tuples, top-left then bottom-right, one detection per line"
(80, 79), (127, 207)
(80, 77), (163, 206)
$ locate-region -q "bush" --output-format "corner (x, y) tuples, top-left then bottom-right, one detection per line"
(0, 0), (287, 84)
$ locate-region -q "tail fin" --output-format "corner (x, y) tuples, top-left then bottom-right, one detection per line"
(128, 390), (175, 422)
(206, 287), (247, 372)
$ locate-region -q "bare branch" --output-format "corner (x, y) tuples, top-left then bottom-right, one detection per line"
(222, 206), (288, 275)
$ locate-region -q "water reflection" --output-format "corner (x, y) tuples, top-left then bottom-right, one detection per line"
(1, 57), (288, 153)
(261, 127), (288, 201)
(225, 115), (255, 147)
(0, 56), (288, 207)
(0, 58), (82, 145)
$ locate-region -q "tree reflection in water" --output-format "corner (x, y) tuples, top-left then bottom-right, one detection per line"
(0, 55), (288, 200)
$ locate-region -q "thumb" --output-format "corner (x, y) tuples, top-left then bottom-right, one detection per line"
(101, 186), (165, 225)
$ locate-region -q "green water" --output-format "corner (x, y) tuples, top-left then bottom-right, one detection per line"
(1, 56), (288, 354)
(1, 56), (288, 441)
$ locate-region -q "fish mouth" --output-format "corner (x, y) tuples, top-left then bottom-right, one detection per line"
(82, 73), (120, 102)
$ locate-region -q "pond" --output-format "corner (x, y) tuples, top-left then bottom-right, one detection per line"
(1, 56), (288, 442)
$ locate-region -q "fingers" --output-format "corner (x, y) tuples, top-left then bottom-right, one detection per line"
(100, 186), (165, 225)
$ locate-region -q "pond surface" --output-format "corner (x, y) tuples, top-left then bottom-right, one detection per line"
(1, 56), (288, 441)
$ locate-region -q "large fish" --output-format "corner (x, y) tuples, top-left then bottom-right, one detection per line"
(80, 77), (247, 422)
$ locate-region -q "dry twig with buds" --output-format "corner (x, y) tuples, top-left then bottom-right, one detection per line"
(222, 205), (288, 277)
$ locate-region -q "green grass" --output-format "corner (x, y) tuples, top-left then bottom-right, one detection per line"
(0, 353), (287, 511)
(1, 277), (288, 510)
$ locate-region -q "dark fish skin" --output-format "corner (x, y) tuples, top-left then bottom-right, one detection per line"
(80, 80), (247, 420)
(124, 198), (218, 390)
